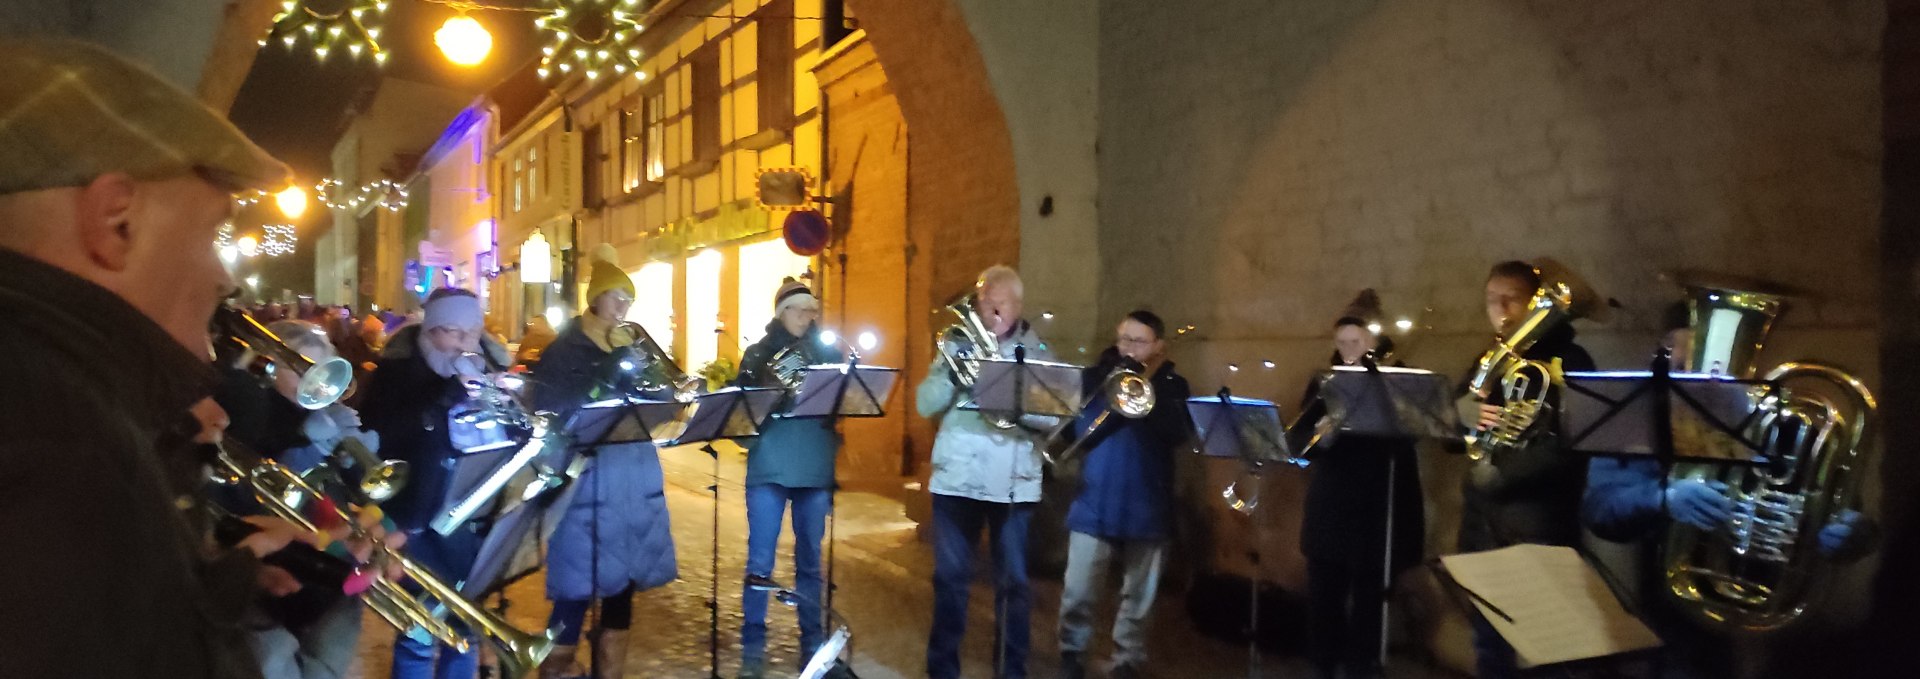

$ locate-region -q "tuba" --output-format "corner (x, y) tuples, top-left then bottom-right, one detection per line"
(1463, 261), (1606, 460)
(1661, 273), (1878, 631)
(607, 321), (703, 402)
(215, 306), (354, 410)
(934, 291), (1017, 429)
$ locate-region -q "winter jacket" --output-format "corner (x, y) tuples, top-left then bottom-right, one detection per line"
(1064, 351), (1192, 542)
(915, 321), (1059, 504)
(357, 324), (507, 581)
(1455, 323), (1596, 552)
(0, 248), (264, 679)
(734, 319), (844, 489)
(528, 319), (679, 600)
(1295, 361), (1426, 571)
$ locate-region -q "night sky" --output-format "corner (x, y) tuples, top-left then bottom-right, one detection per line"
(224, 0), (546, 298)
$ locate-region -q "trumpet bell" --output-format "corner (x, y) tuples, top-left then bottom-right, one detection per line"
(285, 357), (354, 410)
(358, 460), (409, 504)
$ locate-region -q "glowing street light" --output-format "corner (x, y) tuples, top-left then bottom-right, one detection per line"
(237, 235), (261, 258)
(436, 13), (492, 67)
(275, 185), (308, 219)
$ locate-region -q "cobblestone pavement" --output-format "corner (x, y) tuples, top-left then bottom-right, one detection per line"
(343, 443), (1453, 679)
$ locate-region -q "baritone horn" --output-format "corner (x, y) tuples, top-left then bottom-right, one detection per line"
(1662, 273), (1878, 631)
(215, 305), (354, 410)
(934, 291), (1018, 429)
(1462, 259), (1607, 460)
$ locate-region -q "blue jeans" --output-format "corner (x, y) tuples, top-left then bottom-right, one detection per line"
(927, 494), (1034, 679)
(740, 484), (834, 665)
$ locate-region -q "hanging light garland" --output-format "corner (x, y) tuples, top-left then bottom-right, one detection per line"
(260, 0), (391, 65)
(317, 178), (411, 212)
(261, 224), (300, 257)
(536, 0), (648, 81)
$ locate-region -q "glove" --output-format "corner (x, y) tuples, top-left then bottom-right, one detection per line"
(1817, 509), (1869, 558)
(1665, 479), (1733, 531)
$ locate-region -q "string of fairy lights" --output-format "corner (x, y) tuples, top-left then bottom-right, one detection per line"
(260, 0), (651, 80)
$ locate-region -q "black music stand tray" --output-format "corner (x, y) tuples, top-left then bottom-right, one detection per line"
(961, 353), (1086, 425)
(1184, 388), (1290, 679)
(660, 386), (784, 679)
(1313, 363), (1458, 669)
(1560, 367), (1768, 465)
(782, 363), (901, 420)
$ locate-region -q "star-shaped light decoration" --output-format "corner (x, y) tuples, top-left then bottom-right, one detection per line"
(318, 178), (411, 212)
(260, 0), (391, 65)
(536, 0), (649, 81)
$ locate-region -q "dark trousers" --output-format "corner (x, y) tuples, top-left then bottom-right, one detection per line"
(1306, 557), (1387, 677)
(927, 494), (1034, 679)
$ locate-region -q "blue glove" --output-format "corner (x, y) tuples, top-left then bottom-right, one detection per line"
(1818, 509), (1866, 558)
(1665, 479), (1732, 531)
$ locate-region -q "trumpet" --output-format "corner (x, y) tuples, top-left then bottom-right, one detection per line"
(334, 436), (409, 505)
(606, 321), (702, 402)
(213, 440), (556, 677)
(215, 306), (354, 410)
(934, 291), (1017, 429)
(1463, 261), (1605, 460)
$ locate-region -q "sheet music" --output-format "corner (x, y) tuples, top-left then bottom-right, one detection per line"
(1439, 544), (1662, 669)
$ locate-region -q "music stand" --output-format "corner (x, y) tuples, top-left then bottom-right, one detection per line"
(661, 386), (784, 679)
(1560, 368), (1768, 464)
(1184, 388), (1290, 679)
(782, 363), (901, 420)
(961, 354), (1086, 425)
(1313, 363), (1459, 669)
(773, 361), (900, 644)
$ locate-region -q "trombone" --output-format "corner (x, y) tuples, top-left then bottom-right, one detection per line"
(213, 440), (556, 678)
(1043, 360), (1157, 466)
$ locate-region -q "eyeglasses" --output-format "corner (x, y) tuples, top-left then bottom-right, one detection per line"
(1117, 335), (1156, 346)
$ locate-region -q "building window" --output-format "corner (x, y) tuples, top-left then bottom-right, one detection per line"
(824, 0), (855, 48)
(758, 0), (795, 132)
(691, 46), (721, 165)
(582, 124), (603, 207)
(627, 261), (676, 355)
(737, 238), (811, 348)
(620, 108), (641, 193)
(645, 91), (666, 182)
(511, 155), (523, 212)
(528, 146), (539, 201)
(684, 248), (724, 372)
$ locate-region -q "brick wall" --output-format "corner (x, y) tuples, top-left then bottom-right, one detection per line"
(1099, 0), (1885, 665)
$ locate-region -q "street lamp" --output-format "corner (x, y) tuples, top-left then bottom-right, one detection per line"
(237, 235), (261, 258)
(436, 12), (492, 66)
(275, 185), (308, 219)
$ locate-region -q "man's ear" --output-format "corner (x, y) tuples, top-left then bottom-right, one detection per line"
(74, 173), (139, 272)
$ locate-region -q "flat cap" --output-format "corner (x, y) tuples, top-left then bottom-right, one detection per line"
(0, 39), (290, 195)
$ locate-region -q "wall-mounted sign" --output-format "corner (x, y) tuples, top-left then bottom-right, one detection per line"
(783, 210), (830, 256)
(756, 166), (815, 210)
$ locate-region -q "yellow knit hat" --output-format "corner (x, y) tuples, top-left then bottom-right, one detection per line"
(584, 244), (634, 303)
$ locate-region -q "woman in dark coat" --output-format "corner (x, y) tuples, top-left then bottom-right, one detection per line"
(529, 250), (679, 678)
(1294, 310), (1425, 679)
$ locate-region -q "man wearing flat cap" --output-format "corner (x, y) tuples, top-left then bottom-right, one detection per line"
(0, 40), (307, 678)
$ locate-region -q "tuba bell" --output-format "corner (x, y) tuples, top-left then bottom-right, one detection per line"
(1463, 260), (1606, 460)
(1660, 272), (1878, 631)
(934, 291), (1018, 429)
(215, 306), (354, 410)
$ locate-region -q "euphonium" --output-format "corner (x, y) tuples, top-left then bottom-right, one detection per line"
(607, 321), (703, 402)
(1463, 262), (1605, 460)
(934, 291), (1018, 429)
(1662, 274), (1878, 631)
(215, 306), (354, 410)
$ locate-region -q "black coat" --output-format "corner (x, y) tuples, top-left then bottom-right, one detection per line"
(1456, 323), (1597, 552)
(0, 250), (263, 678)
(1295, 362), (1426, 571)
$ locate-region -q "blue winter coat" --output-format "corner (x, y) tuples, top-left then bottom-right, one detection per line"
(530, 320), (679, 600)
(733, 319), (844, 489)
(1065, 354), (1192, 542)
